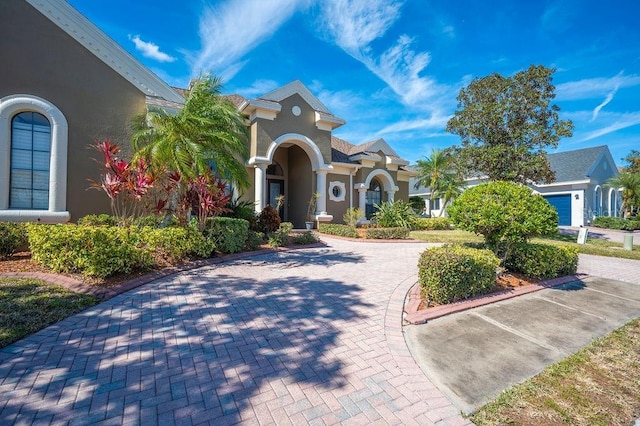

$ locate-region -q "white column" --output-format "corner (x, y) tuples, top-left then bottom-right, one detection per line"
(386, 190), (396, 203)
(254, 164), (266, 214)
(316, 169), (327, 214)
(358, 187), (367, 214)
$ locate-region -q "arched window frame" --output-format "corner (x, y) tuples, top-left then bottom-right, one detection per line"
(0, 95), (69, 223)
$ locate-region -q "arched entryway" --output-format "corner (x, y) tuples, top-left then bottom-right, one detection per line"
(356, 169), (399, 219)
(365, 178), (382, 219)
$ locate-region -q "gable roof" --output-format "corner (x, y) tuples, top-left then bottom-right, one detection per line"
(547, 145), (608, 182)
(259, 80), (331, 114)
(27, 0), (184, 104)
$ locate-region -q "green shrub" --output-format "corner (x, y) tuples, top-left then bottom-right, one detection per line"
(204, 217), (249, 254)
(372, 201), (418, 229)
(0, 222), (28, 260)
(364, 227), (410, 239)
(27, 224), (152, 278)
(131, 215), (164, 228)
(418, 245), (500, 305)
(258, 205), (281, 234)
(244, 230), (265, 251)
(77, 214), (118, 227)
(505, 243), (579, 279)
(269, 222), (293, 247)
(223, 199), (258, 230)
(343, 207), (365, 227)
(448, 181), (558, 257)
(414, 217), (452, 230)
(139, 223), (214, 264)
(593, 216), (640, 231)
(318, 223), (358, 238)
(291, 231), (318, 245)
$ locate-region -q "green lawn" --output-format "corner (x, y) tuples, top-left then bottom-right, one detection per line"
(0, 278), (99, 348)
(410, 229), (640, 260)
(472, 318), (640, 425)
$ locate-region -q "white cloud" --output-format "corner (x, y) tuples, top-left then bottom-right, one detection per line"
(591, 85), (618, 121)
(581, 112), (640, 141)
(191, 0), (301, 80)
(129, 35), (176, 63)
(234, 79), (281, 97)
(315, 0), (453, 116)
(556, 72), (640, 100)
(375, 114), (451, 136)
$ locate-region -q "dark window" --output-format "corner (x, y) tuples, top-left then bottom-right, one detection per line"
(10, 112), (51, 209)
(266, 162), (283, 176)
(365, 179), (382, 219)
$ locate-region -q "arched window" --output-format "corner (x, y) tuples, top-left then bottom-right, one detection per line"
(365, 178), (381, 219)
(10, 112), (51, 209)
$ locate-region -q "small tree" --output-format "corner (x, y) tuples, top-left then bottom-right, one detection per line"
(413, 148), (462, 216)
(446, 65), (573, 184)
(447, 181), (558, 260)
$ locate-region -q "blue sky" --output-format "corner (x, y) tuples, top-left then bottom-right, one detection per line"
(68, 0), (640, 167)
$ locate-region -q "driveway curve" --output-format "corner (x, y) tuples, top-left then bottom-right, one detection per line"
(0, 237), (468, 425)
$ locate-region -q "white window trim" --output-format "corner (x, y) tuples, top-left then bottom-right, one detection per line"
(329, 181), (346, 202)
(0, 94), (70, 223)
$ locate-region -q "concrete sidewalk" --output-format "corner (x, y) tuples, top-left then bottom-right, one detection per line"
(405, 255), (640, 414)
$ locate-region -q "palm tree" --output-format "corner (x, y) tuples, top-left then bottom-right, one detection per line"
(132, 75), (249, 190)
(607, 171), (640, 218)
(414, 148), (462, 216)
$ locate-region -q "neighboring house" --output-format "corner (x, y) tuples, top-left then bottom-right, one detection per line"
(229, 81), (415, 227)
(410, 145), (621, 227)
(1, 1), (413, 227)
(0, 0), (184, 223)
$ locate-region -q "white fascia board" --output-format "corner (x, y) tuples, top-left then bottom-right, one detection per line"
(315, 111), (345, 131)
(261, 80), (331, 114)
(350, 153), (381, 163)
(243, 99), (281, 121)
(28, 0), (184, 104)
(386, 156), (410, 167)
(533, 179), (591, 188)
(330, 162), (359, 176)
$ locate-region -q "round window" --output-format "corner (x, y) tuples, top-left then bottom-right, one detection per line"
(329, 181), (346, 202)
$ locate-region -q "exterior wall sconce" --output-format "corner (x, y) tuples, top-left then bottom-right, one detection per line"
(575, 194), (580, 200)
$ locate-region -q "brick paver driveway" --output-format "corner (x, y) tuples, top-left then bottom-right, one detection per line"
(0, 237), (468, 425)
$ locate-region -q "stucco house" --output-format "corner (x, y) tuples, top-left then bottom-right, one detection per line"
(1, 0), (414, 226)
(410, 145), (621, 227)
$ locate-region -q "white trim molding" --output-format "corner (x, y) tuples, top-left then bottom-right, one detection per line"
(328, 181), (346, 202)
(0, 94), (70, 223)
(265, 133), (331, 172)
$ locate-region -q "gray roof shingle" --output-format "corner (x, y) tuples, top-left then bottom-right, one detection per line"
(547, 145), (607, 182)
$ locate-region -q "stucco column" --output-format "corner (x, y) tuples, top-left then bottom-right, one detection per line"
(315, 169), (328, 214)
(357, 186), (367, 214)
(386, 190), (396, 203)
(254, 164), (266, 214)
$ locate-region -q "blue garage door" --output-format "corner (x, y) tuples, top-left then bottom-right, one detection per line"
(544, 194), (571, 226)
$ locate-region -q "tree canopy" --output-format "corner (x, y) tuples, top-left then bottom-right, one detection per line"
(446, 65), (573, 184)
(413, 148), (462, 216)
(607, 150), (640, 217)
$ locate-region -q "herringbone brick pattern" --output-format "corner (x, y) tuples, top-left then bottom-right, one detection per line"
(0, 238), (468, 425)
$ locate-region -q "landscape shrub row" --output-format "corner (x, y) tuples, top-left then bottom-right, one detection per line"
(413, 217), (452, 231)
(318, 223), (358, 238)
(505, 243), (578, 279)
(418, 244), (499, 305)
(363, 227), (410, 239)
(593, 216), (640, 231)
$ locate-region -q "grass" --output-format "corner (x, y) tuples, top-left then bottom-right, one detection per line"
(0, 278), (99, 349)
(471, 318), (640, 425)
(410, 229), (640, 260)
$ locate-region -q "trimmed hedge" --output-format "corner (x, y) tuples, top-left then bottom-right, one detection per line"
(0, 222), (28, 260)
(418, 245), (499, 305)
(140, 224), (214, 264)
(318, 223), (358, 238)
(414, 217), (452, 231)
(27, 224), (152, 278)
(364, 227), (410, 239)
(77, 214), (118, 227)
(593, 216), (640, 231)
(505, 243), (578, 279)
(205, 217), (249, 254)
(291, 231), (318, 245)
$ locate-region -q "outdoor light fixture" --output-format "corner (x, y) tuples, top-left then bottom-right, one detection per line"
(575, 194), (580, 200)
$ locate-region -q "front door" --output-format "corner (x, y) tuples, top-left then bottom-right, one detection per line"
(268, 179), (285, 219)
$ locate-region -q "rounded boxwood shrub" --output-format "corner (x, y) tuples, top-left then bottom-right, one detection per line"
(139, 223), (214, 264)
(204, 217), (250, 254)
(418, 244), (500, 305)
(505, 243), (578, 279)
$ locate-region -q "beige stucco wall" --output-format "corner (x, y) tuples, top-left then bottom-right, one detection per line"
(0, 0), (147, 221)
(326, 174), (350, 224)
(252, 94), (332, 164)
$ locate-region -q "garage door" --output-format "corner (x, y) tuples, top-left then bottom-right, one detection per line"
(544, 194), (571, 226)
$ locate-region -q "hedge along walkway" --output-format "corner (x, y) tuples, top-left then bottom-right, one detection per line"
(0, 236), (470, 425)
